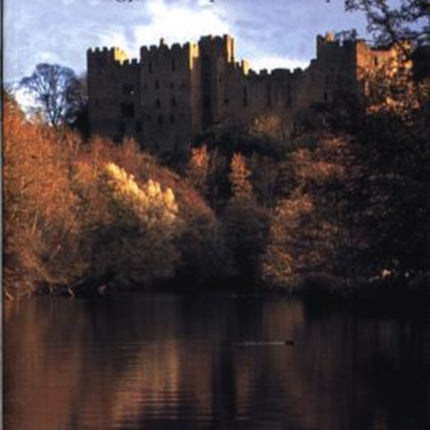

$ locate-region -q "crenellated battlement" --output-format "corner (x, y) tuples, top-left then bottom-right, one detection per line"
(141, 38), (198, 59)
(120, 58), (139, 66)
(198, 34), (235, 63)
(87, 31), (402, 154)
(87, 46), (129, 67)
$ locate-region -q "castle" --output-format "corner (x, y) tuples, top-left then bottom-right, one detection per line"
(87, 32), (407, 155)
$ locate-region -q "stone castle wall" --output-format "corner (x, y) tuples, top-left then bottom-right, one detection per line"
(87, 33), (403, 155)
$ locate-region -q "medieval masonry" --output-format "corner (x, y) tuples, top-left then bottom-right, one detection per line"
(87, 32), (406, 155)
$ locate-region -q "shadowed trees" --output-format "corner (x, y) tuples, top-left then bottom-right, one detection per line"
(223, 154), (270, 283)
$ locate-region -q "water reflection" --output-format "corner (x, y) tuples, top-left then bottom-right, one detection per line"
(4, 294), (430, 430)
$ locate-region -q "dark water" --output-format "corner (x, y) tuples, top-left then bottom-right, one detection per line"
(4, 294), (430, 430)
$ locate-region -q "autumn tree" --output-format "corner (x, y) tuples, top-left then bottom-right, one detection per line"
(223, 153), (269, 282)
(3, 95), (85, 298)
(80, 163), (182, 287)
(187, 144), (210, 197)
(262, 134), (371, 288)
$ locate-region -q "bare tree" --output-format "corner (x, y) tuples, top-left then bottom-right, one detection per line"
(345, 0), (430, 54)
(20, 63), (85, 127)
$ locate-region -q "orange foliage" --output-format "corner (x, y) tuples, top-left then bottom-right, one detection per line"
(4, 96), (84, 297)
(4, 94), (229, 296)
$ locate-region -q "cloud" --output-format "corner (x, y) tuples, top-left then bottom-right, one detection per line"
(3, 0), (368, 82)
(131, 0), (230, 55)
(249, 56), (310, 73)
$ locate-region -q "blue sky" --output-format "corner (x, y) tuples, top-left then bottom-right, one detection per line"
(4, 0), (370, 83)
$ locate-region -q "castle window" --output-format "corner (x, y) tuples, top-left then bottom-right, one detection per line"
(172, 59), (175, 72)
(324, 91), (328, 102)
(158, 115), (163, 125)
(123, 84), (135, 95)
(224, 98), (229, 105)
(148, 62), (152, 74)
(170, 114), (175, 124)
(156, 99), (161, 109)
(135, 121), (142, 132)
(155, 80), (160, 89)
(170, 81), (175, 89)
(171, 97), (177, 108)
(121, 102), (135, 118)
(243, 87), (248, 107)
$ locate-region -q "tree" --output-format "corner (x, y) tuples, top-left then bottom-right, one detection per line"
(229, 153), (253, 200)
(187, 144), (210, 197)
(345, 0), (430, 53)
(20, 63), (85, 127)
(223, 153), (270, 282)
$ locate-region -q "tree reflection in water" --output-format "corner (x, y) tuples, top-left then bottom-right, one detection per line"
(4, 295), (430, 430)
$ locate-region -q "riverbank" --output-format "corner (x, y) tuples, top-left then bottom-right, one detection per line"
(15, 271), (428, 315)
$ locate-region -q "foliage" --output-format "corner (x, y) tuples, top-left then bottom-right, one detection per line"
(3, 94), (85, 298)
(262, 135), (366, 287)
(187, 144), (209, 197)
(229, 153), (253, 200)
(76, 161), (182, 287)
(223, 153), (270, 281)
(3, 97), (233, 297)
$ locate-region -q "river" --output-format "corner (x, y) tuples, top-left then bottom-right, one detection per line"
(4, 293), (430, 430)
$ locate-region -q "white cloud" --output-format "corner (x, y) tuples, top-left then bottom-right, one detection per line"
(131, 0), (230, 55)
(249, 56), (310, 73)
(98, 28), (134, 55)
(3, 0), (369, 82)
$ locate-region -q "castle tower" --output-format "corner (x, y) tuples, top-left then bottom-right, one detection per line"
(138, 39), (200, 155)
(198, 35), (236, 129)
(87, 47), (141, 142)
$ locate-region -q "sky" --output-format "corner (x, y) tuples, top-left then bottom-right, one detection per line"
(4, 0), (371, 83)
